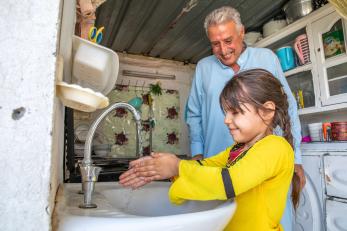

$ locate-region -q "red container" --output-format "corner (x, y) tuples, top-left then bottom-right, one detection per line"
(331, 122), (347, 141)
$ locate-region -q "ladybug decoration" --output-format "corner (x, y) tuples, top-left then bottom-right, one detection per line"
(115, 132), (128, 145)
(166, 106), (178, 119)
(167, 132), (179, 145)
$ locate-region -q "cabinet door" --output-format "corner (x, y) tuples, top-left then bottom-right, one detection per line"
(312, 12), (347, 106)
(287, 70), (316, 109)
(326, 199), (347, 231)
(323, 154), (347, 199)
(294, 155), (325, 231)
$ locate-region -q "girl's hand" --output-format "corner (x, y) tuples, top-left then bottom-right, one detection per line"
(119, 171), (151, 189)
(128, 156), (153, 169)
(191, 154), (203, 160)
(119, 152), (180, 188)
(146, 152), (181, 179)
(128, 152), (180, 180)
(119, 156), (154, 189)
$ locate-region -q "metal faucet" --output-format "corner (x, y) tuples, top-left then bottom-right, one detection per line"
(79, 102), (142, 209)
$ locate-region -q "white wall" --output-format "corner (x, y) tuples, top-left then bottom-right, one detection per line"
(0, 1), (62, 230)
(117, 53), (196, 156)
(0, 1), (195, 230)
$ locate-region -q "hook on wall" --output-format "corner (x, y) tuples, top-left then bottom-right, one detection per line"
(141, 81), (146, 94)
(135, 80), (139, 96)
(127, 79), (131, 91)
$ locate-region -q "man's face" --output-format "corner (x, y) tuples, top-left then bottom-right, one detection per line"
(207, 20), (245, 67)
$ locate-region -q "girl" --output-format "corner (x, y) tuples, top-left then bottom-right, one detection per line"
(119, 69), (301, 231)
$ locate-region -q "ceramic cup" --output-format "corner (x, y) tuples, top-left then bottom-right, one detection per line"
(308, 122), (323, 142)
(276, 46), (296, 71)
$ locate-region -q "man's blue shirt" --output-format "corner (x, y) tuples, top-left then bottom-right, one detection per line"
(186, 47), (302, 163)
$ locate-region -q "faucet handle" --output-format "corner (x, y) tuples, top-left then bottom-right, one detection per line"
(78, 165), (102, 209)
(79, 164), (102, 182)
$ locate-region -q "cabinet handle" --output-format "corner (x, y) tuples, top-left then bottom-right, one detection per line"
(317, 48), (321, 52)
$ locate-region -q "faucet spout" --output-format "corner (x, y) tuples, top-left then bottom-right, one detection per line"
(79, 102), (142, 208)
(82, 102), (142, 165)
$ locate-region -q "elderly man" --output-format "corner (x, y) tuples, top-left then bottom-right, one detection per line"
(186, 6), (306, 231)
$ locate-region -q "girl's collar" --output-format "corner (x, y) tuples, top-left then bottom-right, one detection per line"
(227, 143), (247, 167)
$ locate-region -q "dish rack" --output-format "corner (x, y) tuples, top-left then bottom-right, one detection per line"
(294, 34), (311, 65)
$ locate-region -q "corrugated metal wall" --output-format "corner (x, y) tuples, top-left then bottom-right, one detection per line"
(96, 0), (288, 63)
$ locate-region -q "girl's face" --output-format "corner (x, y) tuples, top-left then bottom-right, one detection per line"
(224, 103), (271, 145)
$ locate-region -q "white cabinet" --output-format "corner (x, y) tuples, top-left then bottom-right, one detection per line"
(324, 154), (347, 198)
(323, 154), (347, 231)
(326, 199), (347, 231)
(255, 4), (347, 115)
(294, 155), (325, 231)
(298, 149), (347, 231)
(312, 12), (347, 106)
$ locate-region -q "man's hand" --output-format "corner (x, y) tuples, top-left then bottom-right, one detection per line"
(294, 164), (306, 189)
(191, 154), (203, 160)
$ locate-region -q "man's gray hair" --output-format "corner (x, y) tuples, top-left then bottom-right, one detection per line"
(204, 6), (243, 34)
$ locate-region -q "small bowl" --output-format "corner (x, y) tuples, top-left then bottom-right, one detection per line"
(56, 82), (109, 112)
(301, 136), (312, 143)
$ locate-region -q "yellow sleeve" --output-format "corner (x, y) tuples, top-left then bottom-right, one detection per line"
(169, 136), (294, 204)
(169, 147), (231, 204)
(169, 160), (229, 204)
(199, 147), (231, 167)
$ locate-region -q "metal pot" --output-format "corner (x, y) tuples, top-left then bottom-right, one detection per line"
(283, 0), (313, 24)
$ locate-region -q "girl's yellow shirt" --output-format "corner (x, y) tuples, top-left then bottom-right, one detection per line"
(169, 135), (294, 231)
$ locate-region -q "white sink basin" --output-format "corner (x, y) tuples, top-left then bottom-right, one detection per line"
(54, 182), (236, 231)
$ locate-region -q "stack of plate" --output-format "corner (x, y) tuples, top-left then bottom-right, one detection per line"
(244, 32), (262, 46)
(263, 20), (287, 37)
(74, 144), (85, 157)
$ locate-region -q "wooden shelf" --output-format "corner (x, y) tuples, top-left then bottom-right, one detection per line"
(285, 63), (312, 77)
(298, 102), (347, 115)
(254, 4), (334, 48)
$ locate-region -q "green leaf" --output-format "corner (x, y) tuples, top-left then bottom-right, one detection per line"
(149, 82), (162, 96)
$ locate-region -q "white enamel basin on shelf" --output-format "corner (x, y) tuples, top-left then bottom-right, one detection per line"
(54, 182), (236, 231)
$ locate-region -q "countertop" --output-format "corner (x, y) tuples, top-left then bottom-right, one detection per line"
(301, 141), (347, 153)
